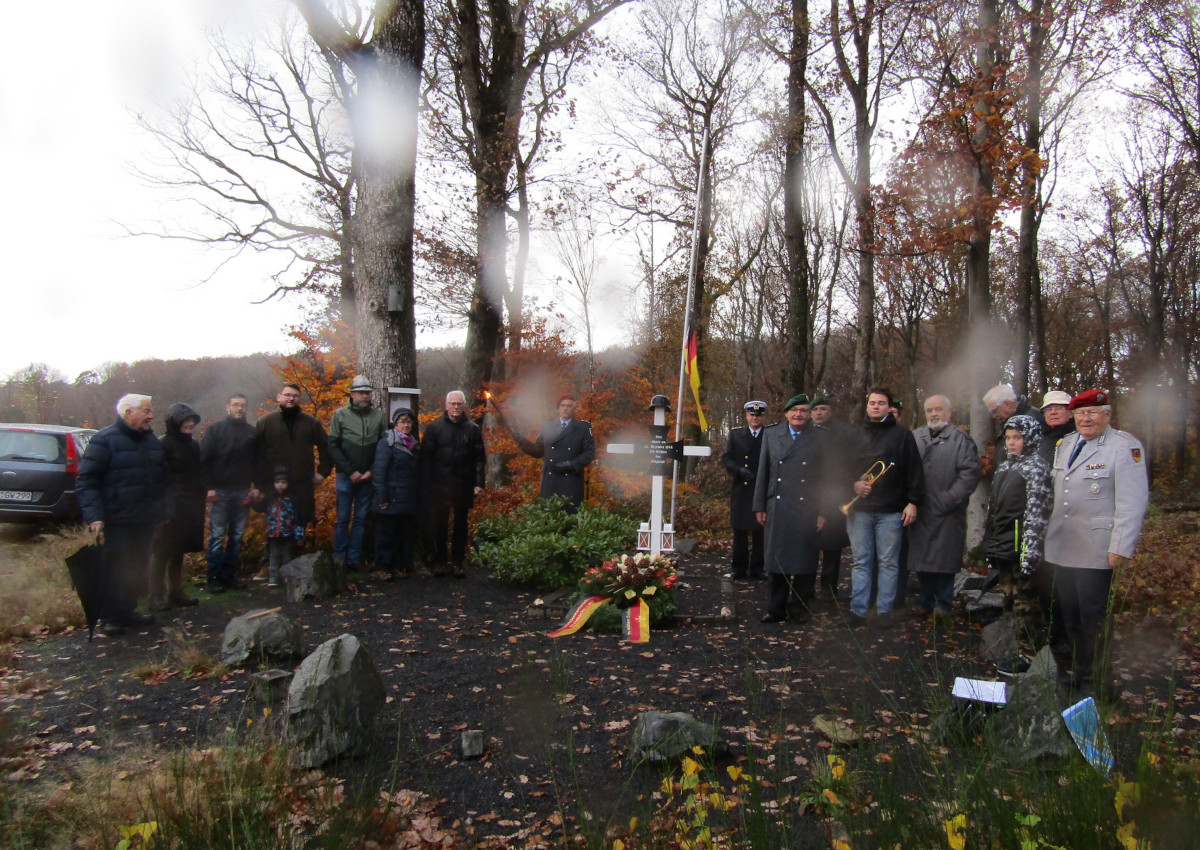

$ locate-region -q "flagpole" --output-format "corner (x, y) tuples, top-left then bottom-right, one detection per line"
(670, 121), (711, 532)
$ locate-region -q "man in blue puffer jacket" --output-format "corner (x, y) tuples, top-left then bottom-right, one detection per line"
(77, 394), (166, 637)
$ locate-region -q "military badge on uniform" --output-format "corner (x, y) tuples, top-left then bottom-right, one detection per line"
(1131, 448), (1142, 462)
(1090, 483), (1101, 494)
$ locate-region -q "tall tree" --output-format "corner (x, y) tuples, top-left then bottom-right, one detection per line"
(295, 0), (426, 388)
(808, 0), (914, 408)
(423, 0), (629, 401)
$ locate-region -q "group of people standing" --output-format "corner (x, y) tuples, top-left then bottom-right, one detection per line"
(75, 381), (489, 637)
(723, 383), (1149, 700)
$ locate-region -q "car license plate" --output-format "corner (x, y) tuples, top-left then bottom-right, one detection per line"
(0, 491), (33, 502)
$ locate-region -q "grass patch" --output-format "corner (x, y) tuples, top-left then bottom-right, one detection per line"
(0, 525), (88, 640)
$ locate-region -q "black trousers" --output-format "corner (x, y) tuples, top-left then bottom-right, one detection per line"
(820, 548), (844, 596)
(428, 492), (472, 567)
(731, 527), (764, 577)
(376, 514), (416, 574)
(1052, 564), (1114, 687)
(767, 573), (816, 618)
(100, 523), (155, 621)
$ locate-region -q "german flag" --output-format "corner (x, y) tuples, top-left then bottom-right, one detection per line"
(548, 595), (609, 637)
(686, 329), (709, 431)
(622, 598), (650, 643)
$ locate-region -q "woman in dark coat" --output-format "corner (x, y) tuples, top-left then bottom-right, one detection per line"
(149, 403), (204, 611)
(372, 408), (421, 580)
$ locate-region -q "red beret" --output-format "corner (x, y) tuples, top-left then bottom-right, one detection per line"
(1069, 389), (1109, 410)
(558, 393), (576, 404)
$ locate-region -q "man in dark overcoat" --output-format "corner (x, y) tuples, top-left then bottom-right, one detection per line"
(421, 389), (486, 577)
(251, 383), (332, 533)
(511, 393), (595, 512)
(76, 393), (166, 637)
(907, 394), (981, 620)
(753, 393), (829, 623)
(722, 400), (768, 580)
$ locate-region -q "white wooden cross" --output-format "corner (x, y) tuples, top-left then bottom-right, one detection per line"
(605, 394), (711, 556)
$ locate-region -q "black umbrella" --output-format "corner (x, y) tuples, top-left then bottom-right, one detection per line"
(65, 542), (104, 641)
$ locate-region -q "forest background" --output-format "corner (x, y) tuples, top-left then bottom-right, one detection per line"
(5, 0), (1200, 504)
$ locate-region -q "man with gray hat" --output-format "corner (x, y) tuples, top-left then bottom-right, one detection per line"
(328, 376), (386, 570)
(722, 400), (768, 580)
(1038, 390), (1075, 466)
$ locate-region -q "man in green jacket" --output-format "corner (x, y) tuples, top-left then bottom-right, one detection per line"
(328, 376), (386, 570)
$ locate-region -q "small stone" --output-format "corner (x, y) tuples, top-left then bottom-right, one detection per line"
(220, 609), (303, 667)
(250, 669), (293, 705)
(281, 552), (346, 602)
(630, 710), (727, 765)
(461, 729), (484, 759)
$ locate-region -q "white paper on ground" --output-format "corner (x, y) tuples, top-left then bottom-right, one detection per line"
(951, 677), (1008, 704)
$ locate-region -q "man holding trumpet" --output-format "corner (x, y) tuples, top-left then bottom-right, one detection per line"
(846, 387), (925, 628)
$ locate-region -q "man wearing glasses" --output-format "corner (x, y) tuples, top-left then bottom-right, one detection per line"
(420, 390), (486, 578)
(722, 400), (768, 580)
(251, 383), (332, 564)
(1044, 389), (1149, 701)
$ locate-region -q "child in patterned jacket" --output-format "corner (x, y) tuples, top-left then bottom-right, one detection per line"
(261, 468), (305, 587)
(983, 414), (1052, 674)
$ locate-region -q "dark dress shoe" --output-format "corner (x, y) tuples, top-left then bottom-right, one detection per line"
(723, 572), (746, 580)
(206, 580), (227, 594)
(124, 611), (155, 628)
(224, 578), (248, 590)
(750, 572), (767, 581)
(99, 620), (126, 637)
(760, 613), (787, 624)
(168, 592), (199, 607)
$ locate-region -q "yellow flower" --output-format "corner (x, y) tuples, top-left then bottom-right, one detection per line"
(823, 788), (841, 806)
(624, 588), (636, 599)
(643, 585), (657, 596)
(944, 814), (966, 850)
(828, 754), (846, 781)
(682, 756), (701, 776)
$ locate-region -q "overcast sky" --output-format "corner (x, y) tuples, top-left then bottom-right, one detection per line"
(0, 1), (328, 380)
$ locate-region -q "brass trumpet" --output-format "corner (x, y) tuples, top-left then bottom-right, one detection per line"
(840, 461), (895, 515)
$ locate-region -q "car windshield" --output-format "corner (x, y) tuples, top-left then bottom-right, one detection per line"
(0, 431), (63, 463)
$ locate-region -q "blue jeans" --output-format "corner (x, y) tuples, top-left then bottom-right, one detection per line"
(848, 511), (904, 618)
(334, 473), (374, 565)
(206, 488), (249, 583)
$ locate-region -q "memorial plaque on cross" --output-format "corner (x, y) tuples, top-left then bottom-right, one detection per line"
(606, 394), (711, 556)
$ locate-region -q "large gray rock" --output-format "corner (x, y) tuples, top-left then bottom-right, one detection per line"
(630, 711), (728, 765)
(287, 634), (386, 768)
(220, 609), (303, 667)
(993, 646), (1075, 763)
(281, 551), (346, 602)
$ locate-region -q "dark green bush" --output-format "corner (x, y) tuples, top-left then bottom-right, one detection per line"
(475, 497), (638, 589)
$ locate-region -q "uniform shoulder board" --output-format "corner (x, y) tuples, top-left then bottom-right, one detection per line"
(1055, 437), (1063, 446)
(731, 426), (745, 431)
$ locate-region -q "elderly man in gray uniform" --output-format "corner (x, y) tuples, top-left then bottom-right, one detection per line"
(1044, 389), (1149, 700)
(907, 395), (981, 622)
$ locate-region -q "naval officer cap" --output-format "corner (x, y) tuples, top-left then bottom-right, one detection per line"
(783, 393), (810, 411)
(1069, 389), (1109, 410)
(744, 400), (767, 414)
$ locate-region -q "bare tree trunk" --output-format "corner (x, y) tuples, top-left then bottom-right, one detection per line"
(784, 0), (811, 391)
(1013, 0), (1045, 396)
(295, 0), (425, 389)
(966, 0), (1001, 548)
